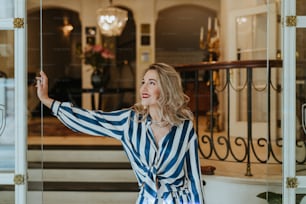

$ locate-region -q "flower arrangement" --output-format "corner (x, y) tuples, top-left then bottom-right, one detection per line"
(83, 44), (114, 69)
(82, 44), (114, 88)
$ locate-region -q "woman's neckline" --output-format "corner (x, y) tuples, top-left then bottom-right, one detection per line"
(151, 120), (169, 128)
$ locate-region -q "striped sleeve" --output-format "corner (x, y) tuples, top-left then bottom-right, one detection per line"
(51, 100), (130, 140)
(185, 127), (205, 203)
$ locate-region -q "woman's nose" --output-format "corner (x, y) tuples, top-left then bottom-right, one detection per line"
(141, 82), (148, 90)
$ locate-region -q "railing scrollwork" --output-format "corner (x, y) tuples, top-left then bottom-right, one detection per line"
(175, 60), (285, 176)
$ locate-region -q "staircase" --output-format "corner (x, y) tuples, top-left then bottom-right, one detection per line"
(1, 141), (207, 204)
(26, 144), (139, 204)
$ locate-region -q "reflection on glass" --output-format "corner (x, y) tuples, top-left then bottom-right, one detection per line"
(0, 30), (15, 173)
(0, 0), (14, 18)
(236, 13), (267, 60)
(0, 31), (14, 77)
(296, 23), (306, 176)
(0, 189), (15, 203)
(296, 185), (306, 204)
(27, 1), (45, 203)
(297, 0), (306, 16)
(236, 13), (268, 123)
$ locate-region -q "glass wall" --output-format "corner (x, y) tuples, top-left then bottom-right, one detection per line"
(0, 29), (15, 203)
(296, 0), (306, 203)
(0, 0), (27, 203)
(23, 0), (286, 204)
(26, 1), (44, 203)
(26, 0), (136, 203)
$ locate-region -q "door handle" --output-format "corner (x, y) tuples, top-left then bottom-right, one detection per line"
(302, 103), (306, 134)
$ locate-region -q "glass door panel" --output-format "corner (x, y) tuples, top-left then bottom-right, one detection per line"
(0, 29), (15, 203)
(0, 0), (28, 203)
(27, 0), (44, 203)
(229, 3), (278, 139)
(0, 0), (14, 19)
(296, 25), (306, 204)
(296, 0), (306, 202)
(0, 30), (14, 170)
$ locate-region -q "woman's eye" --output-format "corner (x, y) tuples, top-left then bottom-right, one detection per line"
(149, 81), (155, 85)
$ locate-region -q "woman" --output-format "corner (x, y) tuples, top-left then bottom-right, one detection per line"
(36, 63), (205, 204)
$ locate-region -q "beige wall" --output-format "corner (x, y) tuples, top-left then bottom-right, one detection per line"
(28, 0), (222, 109)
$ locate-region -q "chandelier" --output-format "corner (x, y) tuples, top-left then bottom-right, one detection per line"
(96, 0), (128, 37)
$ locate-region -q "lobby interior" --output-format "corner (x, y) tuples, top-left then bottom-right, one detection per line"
(1, 0), (306, 203)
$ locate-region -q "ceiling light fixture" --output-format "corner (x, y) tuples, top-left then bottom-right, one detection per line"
(96, 0), (128, 37)
(62, 16), (74, 36)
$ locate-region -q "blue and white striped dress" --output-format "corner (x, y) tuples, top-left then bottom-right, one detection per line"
(51, 101), (205, 204)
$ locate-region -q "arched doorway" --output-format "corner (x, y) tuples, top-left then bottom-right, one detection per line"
(156, 4), (217, 64)
(28, 7), (82, 116)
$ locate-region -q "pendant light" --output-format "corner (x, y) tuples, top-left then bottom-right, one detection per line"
(96, 0), (128, 36)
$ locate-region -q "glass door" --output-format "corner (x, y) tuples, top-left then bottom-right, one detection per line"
(228, 3), (279, 139)
(0, 0), (27, 204)
(283, 0), (306, 203)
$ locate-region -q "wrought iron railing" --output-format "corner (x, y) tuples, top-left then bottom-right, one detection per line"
(174, 60), (284, 176)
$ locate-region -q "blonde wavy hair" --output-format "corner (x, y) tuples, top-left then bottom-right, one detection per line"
(133, 63), (193, 126)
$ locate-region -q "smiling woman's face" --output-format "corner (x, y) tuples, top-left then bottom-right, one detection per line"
(140, 69), (161, 108)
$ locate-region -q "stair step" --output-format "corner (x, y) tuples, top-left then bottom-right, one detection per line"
(28, 161), (132, 169)
(28, 191), (138, 204)
(27, 149), (128, 163)
(24, 143), (139, 203)
(28, 144), (123, 151)
(31, 181), (139, 192)
(0, 144), (139, 203)
(1, 191), (138, 204)
(0, 145), (14, 171)
(1, 182), (139, 192)
(28, 169), (136, 182)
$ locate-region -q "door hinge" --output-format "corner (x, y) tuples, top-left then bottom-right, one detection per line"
(14, 174), (25, 185)
(13, 18), (24, 28)
(286, 16), (297, 27)
(286, 177), (298, 188)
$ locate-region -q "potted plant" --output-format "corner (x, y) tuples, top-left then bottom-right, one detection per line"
(82, 44), (114, 89)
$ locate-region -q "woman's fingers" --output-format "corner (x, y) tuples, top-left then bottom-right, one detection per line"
(39, 71), (47, 85)
(35, 71), (49, 99)
(35, 76), (41, 87)
(34, 71), (53, 108)
(34, 71), (48, 87)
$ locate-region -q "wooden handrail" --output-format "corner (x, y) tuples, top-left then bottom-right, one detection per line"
(173, 59), (283, 71)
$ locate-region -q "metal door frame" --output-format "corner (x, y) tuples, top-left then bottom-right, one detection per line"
(282, 0), (306, 204)
(0, 0), (27, 203)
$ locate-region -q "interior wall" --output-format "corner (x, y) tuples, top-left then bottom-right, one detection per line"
(155, 4), (217, 65)
(27, 0), (222, 110)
